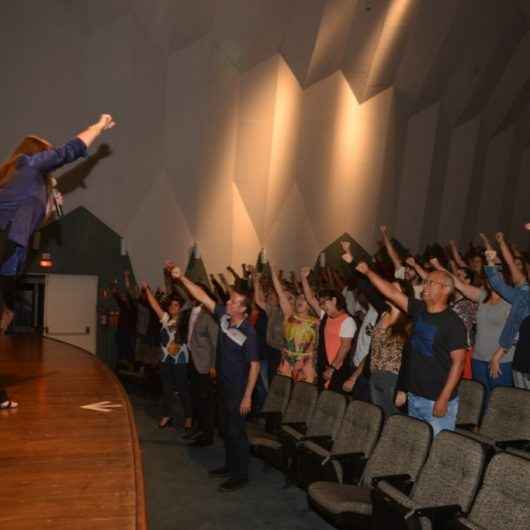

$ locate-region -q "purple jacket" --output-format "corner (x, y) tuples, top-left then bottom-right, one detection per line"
(0, 137), (87, 274)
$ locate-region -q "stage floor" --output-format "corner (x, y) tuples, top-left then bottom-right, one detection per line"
(0, 336), (147, 530)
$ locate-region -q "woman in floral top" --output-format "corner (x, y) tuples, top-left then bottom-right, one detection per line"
(270, 266), (319, 383)
(369, 279), (413, 416)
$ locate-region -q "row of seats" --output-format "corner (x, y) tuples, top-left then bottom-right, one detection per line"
(249, 376), (530, 530)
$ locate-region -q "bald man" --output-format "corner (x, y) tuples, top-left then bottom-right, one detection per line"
(356, 263), (467, 435)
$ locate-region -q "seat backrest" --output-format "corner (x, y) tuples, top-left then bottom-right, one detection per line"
(332, 400), (384, 458)
(361, 415), (432, 487)
(468, 453), (530, 530)
(411, 431), (485, 513)
(456, 379), (485, 426)
(480, 387), (530, 441)
(282, 381), (318, 424)
(307, 390), (346, 437)
(262, 374), (291, 414)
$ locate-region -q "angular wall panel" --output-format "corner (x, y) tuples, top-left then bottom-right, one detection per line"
(438, 117), (481, 242)
(125, 171), (193, 287)
(165, 38), (212, 236)
(305, 0), (359, 87)
(265, 57), (304, 230)
(510, 147), (530, 247)
(475, 126), (515, 236)
(233, 55), (279, 240)
(394, 103), (440, 252)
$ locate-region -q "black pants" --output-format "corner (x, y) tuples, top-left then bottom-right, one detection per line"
(189, 362), (215, 439)
(0, 387), (8, 403)
(115, 329), (136, 363)
(159, 362), (193, 419)
(220, 385), (249, 480)
(267, 348), (281, 384)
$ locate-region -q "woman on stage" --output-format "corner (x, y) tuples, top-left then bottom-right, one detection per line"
(0, 113), (116, 407)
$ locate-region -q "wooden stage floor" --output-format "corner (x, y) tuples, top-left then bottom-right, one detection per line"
(0, 336), (147, 530)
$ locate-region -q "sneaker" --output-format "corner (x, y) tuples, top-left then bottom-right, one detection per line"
(208, 466), (230, 478)
(218, 477), (249, 492)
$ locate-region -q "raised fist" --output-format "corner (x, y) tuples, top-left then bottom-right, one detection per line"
(97, 114), (116, 131)
(171, 266), (181, 279)
(300, 267), (311, 279)
(356, 261), (369, 275)
(485, 250), (497, 264)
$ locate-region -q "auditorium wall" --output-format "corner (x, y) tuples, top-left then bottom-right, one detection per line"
(1, 0), (529, 285)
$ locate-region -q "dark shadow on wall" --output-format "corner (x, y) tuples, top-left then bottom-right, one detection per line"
(58, 143), (113, 195)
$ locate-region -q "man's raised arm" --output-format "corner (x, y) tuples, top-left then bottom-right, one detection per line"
(356, 261), (409, 313)
(171, 267), (216, 314)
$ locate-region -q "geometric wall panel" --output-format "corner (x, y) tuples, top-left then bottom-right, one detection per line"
(394, 102), (440, 253)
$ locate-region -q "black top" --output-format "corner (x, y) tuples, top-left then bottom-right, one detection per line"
(404, 298), (467, 401)
(214, 304), (259, 394)
(513, 315), (530, 374)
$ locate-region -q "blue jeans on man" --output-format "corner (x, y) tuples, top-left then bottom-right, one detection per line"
(407, 393), (459, 436)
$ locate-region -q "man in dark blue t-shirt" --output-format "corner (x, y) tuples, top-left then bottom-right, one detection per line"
(356, 262), (467, 436)
(172, 266), (259, 492)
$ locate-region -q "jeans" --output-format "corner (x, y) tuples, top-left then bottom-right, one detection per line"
(407, 393), (459, 436)
(472, 359), (513, 405)
(370, 370), (399, 417)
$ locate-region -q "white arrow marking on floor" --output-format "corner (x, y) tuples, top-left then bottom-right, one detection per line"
(81, 401), (123, 413)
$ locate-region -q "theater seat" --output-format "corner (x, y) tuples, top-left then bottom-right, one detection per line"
(308, 414), (432, 530)
(248, 374), (291, 441)
(456, 379), (485, 430)
(372, 431), (486, 530)
(298, 400), (383, 488)
(456, 387), (530, 453)
(453, 453), (530, 530)
(251, 381), (318, 469)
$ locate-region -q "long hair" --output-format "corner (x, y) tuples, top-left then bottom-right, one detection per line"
(0, 135), (53, 188)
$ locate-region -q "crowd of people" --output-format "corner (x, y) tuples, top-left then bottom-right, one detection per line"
(103, 223), (529, 492)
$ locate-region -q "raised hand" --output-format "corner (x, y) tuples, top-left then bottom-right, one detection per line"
(356, 261), (369, 275)
(484, 250), (497, 264)
(525, 222), (530, 231)
(380, 225), (389, 235)
(171, 266), (181, 280)
(97, 114), (116, 131)
(164, 260), (176, 273)
(429, 257), (442, 270)
(300, 267), (311, 279)
(495, 232), (505, 243)
(405, 256), (416, 268)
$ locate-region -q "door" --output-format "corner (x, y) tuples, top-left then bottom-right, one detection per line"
(43, 274), (98, 354)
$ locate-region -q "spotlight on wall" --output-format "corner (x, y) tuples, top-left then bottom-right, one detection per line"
(39, 252), (53, 269)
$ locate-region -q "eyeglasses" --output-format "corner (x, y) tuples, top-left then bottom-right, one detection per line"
(424, 279), (452, 288)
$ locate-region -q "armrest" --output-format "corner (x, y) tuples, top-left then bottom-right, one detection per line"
(456, 423), (477, 431)
(331, 451), (365, 463)
(372, 474), (413, 494)
(414, 504), (463, 525)
(496, 439), (530, 451)
(300, 435), (333, 450)
(281, 422), (307, 434)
